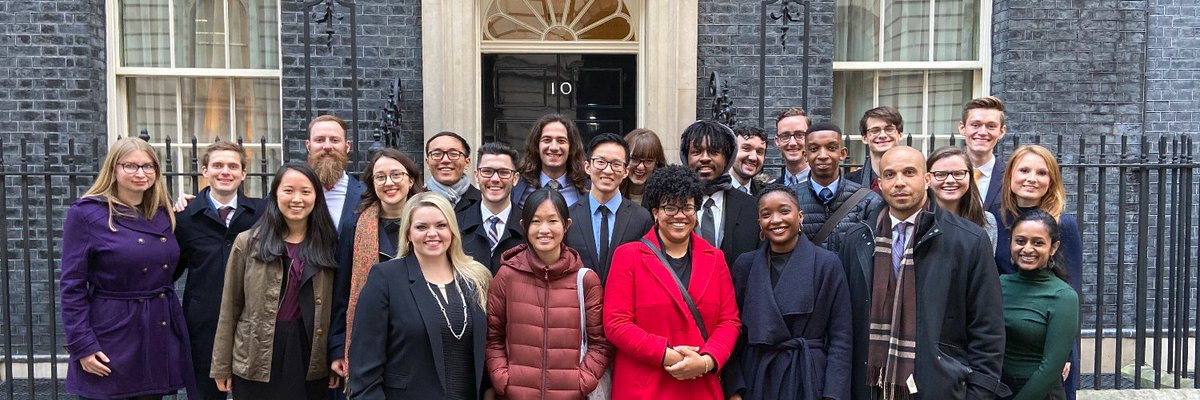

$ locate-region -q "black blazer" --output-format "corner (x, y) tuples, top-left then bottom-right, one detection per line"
(348, 256), (490, 400)
(458, 202), (524, 274)
(717, 188), (762, 269)
(982, 158), (1006, 216)
(564, 195), (654, 280)
(455, 185), (483, 216)
(173, 188), (264, 373)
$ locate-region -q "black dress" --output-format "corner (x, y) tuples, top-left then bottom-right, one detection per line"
(429, 279), (476, 400)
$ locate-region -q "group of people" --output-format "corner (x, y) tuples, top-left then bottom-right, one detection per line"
(59, 96), (1081, 400)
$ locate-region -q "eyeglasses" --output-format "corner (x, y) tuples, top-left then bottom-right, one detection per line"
(630, 158), (657, 168)
(373, 171), (410, 184)
(657, 204), (698, 216)
(930, 169), (970, 182)
(119, 163), (157, 174)
(775, 131), (803, 143)
(427, 150), (465, 161)
(476, 167), (516, 179)
(588, 158), (627, 172)
(865, 126), (899, 137)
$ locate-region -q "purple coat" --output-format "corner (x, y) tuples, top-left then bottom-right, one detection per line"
(59, 196), (194, 399)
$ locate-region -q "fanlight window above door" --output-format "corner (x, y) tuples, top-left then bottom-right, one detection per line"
(483, 0), (637, 41)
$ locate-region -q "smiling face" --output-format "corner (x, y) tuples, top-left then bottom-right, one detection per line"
(686, 138), (728, 182)
(879, 147), (931, 219)
(525, 199), (569, 258)
(202, 150), (247, 196)
(407, 205), (452, 259)
(959, 108), (1006, 159)
(757, 191), (803, 252)
(775, 115), (809, 166)
(1011, 220), (1060, 272)
(476, 153), (518, 205)
(586, 142), (628, 197)
(426, 135), (470, 186)
(862, 116), (903, 156)
(805, 130), (847, 185)
(538, 122), (571, 173)
(628, 150), (657, 186)
(115, 150), (157, 199)
(372, 156), (414, 208)
(276, 169), (317, 224)
(929, 155), (971, 205)
(732, 135), (766, 181)
(1009, 153), (1052, 207)
(653, 200), (698, 245)
(306, 121), (351, 161)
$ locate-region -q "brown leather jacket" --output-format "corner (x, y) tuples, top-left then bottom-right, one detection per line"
(211, 232), (336, 382)
(485, 244), (613, 399)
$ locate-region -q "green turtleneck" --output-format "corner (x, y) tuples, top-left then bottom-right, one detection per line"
(1000, 267), (1080, 400)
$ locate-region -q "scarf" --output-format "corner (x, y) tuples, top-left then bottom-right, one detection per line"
(867, 209), (922, 398)
(344, 204), (382, 362)
(703, 174), (733, 196)
(427, 175), (472, 205)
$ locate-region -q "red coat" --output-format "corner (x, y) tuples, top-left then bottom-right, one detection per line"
(486, 244), (613, 399)
(603, 230), (741, 400)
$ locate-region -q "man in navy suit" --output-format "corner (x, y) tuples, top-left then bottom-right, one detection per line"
(960, 96), (1008, 215)
(174, 141), (265, 400)
(565, 133), (653, 280)
(458, 142), (525, 273)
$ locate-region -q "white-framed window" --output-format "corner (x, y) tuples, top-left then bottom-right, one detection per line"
(106, 0), (283, 194)
(833, 0), (990, 158)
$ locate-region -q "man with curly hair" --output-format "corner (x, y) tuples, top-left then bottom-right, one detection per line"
(679, 120), (761, 268)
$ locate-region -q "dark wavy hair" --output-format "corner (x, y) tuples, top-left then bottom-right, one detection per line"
(248, 162), (339, 269)
(1012, 208), (1068, 282)
(356, 148), (424, 213)
(520, 188), (571, 242)
(926, 146), (986, 227)
(519, 113), (588, 192)
(643, 165), (703, 211)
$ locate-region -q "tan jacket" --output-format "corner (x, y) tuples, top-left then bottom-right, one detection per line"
(211, 232), (335, 382)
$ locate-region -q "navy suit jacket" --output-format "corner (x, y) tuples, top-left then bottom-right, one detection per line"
(564, 195), (654, 281)
(455, 185), (483, 216)
(982, 158), (1006, 216)
(329, 173), (366, 359)
(458, 202), (524, 274)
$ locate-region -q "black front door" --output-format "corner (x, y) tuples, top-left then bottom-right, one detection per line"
(482, 54), (637, 151)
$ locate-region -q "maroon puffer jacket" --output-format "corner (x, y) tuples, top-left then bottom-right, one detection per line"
(486, 244), (613, 399)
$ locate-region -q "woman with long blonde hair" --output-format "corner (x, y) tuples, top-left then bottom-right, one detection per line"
(60, 137), (194, 399)
(348, 192), (493, 399)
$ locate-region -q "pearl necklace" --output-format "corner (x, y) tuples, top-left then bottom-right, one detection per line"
(426, 280), (468, 340)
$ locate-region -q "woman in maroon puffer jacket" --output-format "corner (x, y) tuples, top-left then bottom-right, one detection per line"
(486, 189), (613, 399)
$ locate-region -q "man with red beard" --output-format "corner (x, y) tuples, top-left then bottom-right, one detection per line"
(959, 96), (1008, 214)
(680, 120), (760, 269)
(514, 113), (590, 207)
(729, 125), (767, 196)
(775, 107), (811, 186)
(794, 122), (884, 253)
(848, 106), (906, 192)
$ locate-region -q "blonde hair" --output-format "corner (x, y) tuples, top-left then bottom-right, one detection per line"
(397, 192), (491, 309)
(83, 137), (175, 231)
(1001, 144), (1065, 225)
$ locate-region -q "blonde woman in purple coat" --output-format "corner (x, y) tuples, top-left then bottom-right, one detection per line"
(59, 137), (194, 399)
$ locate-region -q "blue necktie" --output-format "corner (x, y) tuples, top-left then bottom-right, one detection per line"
(486, 216), (501, 249)
(892, 221), (910, 276)
(819, 187), (834, 204)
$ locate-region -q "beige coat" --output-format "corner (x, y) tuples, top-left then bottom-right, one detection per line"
(211, 232), (335, 382)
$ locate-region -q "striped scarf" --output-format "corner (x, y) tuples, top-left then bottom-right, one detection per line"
(344, 204), (382, 362)
(867, 209), (922, 398)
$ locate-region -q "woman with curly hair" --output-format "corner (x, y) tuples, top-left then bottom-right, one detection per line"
(603, 165), (742, 400)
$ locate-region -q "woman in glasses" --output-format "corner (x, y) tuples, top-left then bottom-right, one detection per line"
(603, 165), (742, 400)
(620, 128), (667, 207)
(926, 146), (998, 250)
(60, 137), (194, 399)
(329, 148), (424, 384)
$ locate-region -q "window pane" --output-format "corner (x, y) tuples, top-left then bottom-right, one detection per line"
(928, 71), (974, 141)
(181, 78), (232, 143)
(835, 0), (880, 62)
(243, 145), (284, 197)
(121, 0), (171, 67)
(126, 77), (178, 141)
(230, 0), (280, 69)
(878, 71), (923, 135)
(883, 0), (929, 61)
(234, 78), (282, 144)
(935, 0), (979, 61)
(833, 71), (875, 163)
(175, 0), (226, 68)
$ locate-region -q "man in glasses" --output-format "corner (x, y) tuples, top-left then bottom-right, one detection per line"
(566, 133), (653, 280)
(775, 107), (811, 187)
(848, 106), (906, 192)
(458, 142), (524, 273)
(424, 131), (482, 215)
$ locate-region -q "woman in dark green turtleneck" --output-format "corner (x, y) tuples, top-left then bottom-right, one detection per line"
(1000, 209), (1079, 400)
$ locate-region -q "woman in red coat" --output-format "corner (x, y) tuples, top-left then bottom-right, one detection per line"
(485, 188), (613, 399)
(603, 165), (741, 400)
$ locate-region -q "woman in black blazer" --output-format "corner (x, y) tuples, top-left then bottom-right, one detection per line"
(348, 192), (493, 399)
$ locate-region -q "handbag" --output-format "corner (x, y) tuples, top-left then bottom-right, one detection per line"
(576, 268), (612, 400)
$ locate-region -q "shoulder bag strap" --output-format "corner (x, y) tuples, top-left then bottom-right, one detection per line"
(813, 187), (872, 245)
(639, 238), (709, 340)
(577, 267), (590, 364)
